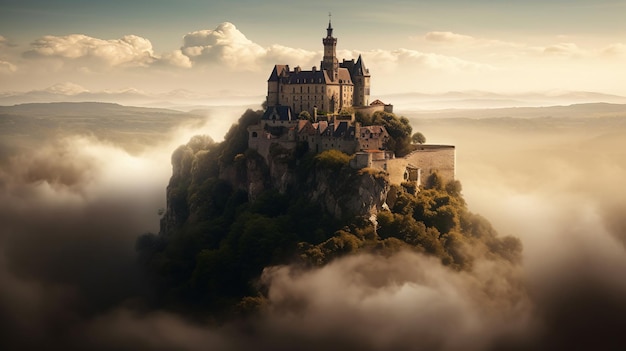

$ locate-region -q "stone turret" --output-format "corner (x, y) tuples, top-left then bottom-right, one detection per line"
(321, 17), (339, 80)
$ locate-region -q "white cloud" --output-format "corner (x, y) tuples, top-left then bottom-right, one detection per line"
(160, 50), (192, 68)
(25, 34), (157, 67)
(425, 31), (476, 43)
(349, 48), (494, 73)
(601, 43), (626, 57)
(43, 82), (89, 95)
(180, 22), (266, 69)
(542, 42), (586, 57)
(178, 23), (322, 70)
(0, 60), (17, 74)
(265, 44), (319, 67)
(420, 31), (609, 61)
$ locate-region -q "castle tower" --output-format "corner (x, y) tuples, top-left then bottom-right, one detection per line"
(321, 16), (339, 80)
(352, 54), (370, 106)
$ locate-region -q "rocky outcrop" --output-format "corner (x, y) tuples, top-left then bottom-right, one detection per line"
(304, 168), (388, 219)
(161, 139), (390, 234)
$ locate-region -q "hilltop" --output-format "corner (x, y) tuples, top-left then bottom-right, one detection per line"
(137, 109), (521, 317)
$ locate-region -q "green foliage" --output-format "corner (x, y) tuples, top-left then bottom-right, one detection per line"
(314, 149), (351, 170)
(411, 132), (426, 144)
(298, 110), (312, 121)
(219, 109), (262, 165)
(424, 172), (444, 190)
(339, 106), (355, 116)
(358, 111), (413, 157)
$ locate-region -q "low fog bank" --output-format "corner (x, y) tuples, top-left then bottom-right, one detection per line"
(2, 107), (626, 349)
(0, 107), (241, 349)
(412, 115), (626, 349)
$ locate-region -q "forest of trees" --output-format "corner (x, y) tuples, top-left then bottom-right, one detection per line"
(136, 109), (521, 319)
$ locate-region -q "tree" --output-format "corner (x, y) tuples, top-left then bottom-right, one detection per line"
(298, 110), (312, 121)
(370, 111), (413, 157)
(412, 132), (426, 144)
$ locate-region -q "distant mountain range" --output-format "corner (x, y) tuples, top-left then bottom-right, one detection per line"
(382, 90), (626, 110)
(403, 102), (626, 120)
(0, 102), (207, 155)
(0, 83), (264, 110)
(3, 83), (626, 111)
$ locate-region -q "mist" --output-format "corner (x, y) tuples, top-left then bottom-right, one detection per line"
(2, 105), (626, 350)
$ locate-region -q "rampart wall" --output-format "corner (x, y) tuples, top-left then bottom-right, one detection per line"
(403, 145), (455, 184)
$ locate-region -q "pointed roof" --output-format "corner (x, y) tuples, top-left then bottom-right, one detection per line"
(326, 12), (334, 37)
(262, 105), (293, 121)
(268, 65), (288, 81)
(354, 55), (369, 76)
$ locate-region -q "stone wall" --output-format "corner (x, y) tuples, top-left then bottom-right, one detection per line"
(403, 145), (455, 184)
(351, 145), (455, 187)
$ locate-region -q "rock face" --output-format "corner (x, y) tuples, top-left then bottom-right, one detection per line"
(304, 168), (389, 219)
(160, 141), (390, 234)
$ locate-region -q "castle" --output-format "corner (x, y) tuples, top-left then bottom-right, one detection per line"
(248, 19), (455, 188)
(267, 18), (371, 116)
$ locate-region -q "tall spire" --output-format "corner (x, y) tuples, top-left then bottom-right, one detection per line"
(327, 12), (333, 37)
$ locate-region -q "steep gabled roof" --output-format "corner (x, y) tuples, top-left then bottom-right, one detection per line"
(262, 105), (293, 121)
(324, 67), (353, 85)
(317, 121), (329, 135)
(268, 65), (289, 81)
(297, 119), (317, 135)
(353, 54), (369, 76)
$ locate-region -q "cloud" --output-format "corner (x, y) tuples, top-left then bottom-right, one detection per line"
(24, 34), (157, 67)
(601, 43), (626, 56)
(255, 252), (528, 351)
(180, 22), (266, 69)
(541, 42), (586, 57)
(2, 106), (626, 349)
(421, 30), (626, 62)
(425, 31), (476, 43)
(176, 23), (490, 74)
(264, 44), (319, 67)
(0, 60), (17, 73)
(43, 82), (90, 95)
(160, 49), (192, 68)
(352, 48), (494, 73)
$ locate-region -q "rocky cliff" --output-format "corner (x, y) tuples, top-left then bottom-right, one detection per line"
(161, 135), (389, 235)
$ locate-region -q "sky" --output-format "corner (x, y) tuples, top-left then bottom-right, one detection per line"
(2, 1), (626, 349)
(1, 0), (626, 99)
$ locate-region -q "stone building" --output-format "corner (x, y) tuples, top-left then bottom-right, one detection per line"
(266, 19), (371, 115)
(250, 19), (456, 189)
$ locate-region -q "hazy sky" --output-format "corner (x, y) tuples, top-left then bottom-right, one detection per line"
(1, 0), (626, 97)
